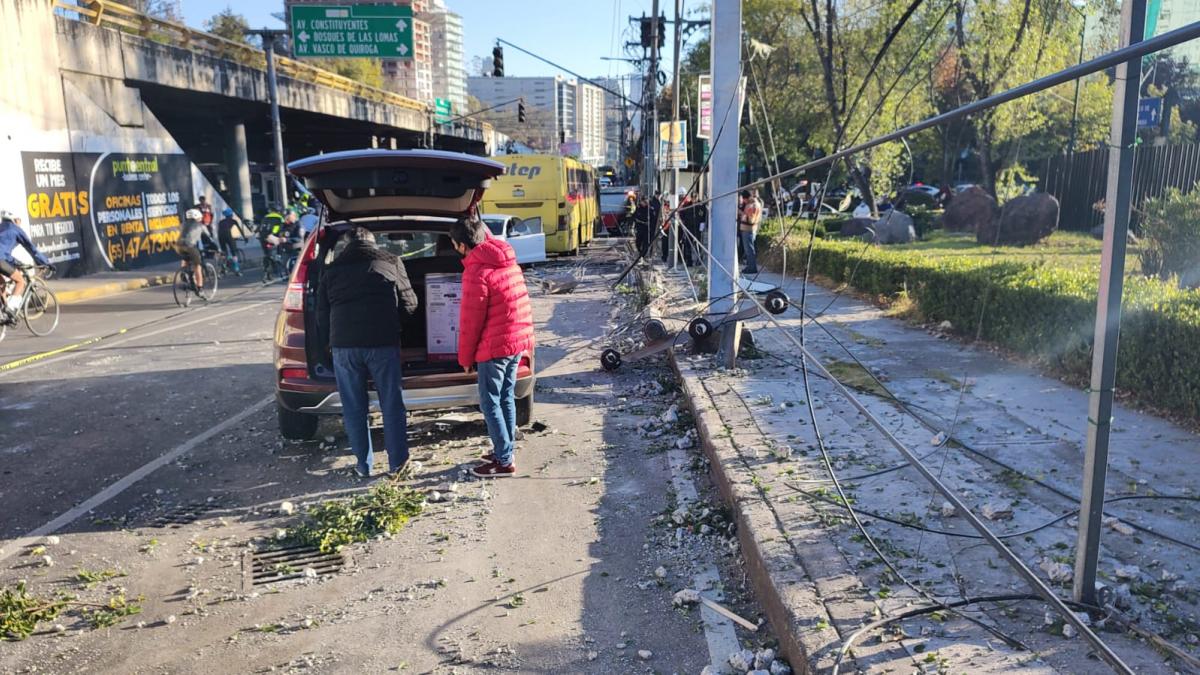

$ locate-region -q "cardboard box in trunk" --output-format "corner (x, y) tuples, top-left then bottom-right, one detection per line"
(425, 273), (462, 362)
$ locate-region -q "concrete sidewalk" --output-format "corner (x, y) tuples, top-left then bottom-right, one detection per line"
(50, 245), (267, 304)
(652, 265), (1200, 673)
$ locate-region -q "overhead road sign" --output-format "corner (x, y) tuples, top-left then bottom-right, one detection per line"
(291, 4), (414, 58)
(434, 98), (452, 123)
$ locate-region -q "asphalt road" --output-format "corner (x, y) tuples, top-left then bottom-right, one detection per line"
(0, 245), (766, 674)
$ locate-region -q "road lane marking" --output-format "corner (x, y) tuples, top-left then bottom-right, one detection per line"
(666, 445), (742, 667)
(0, 296), (276, 377)
(0, 394), (274, 562)
(0, 330), (127, 373)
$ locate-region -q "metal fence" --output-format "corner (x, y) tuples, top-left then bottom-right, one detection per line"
(1039, 142), (1200, 232)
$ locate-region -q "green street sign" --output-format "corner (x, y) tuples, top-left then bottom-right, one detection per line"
(290, 4), (414, 58)
(434, 98), (452, 123)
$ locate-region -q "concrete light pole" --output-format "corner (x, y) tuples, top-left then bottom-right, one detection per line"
(709, 0), (741, 366)
(246, 28), (290, 211)
(669, 0), (683, 269)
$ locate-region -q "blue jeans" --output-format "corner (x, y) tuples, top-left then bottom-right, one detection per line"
(739, 230), (758, 273)
(478, 354), (520, 467)
(332, 346), (410, 475)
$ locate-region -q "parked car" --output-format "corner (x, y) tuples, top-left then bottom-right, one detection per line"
(274, 149), (536, 440)
(600, 186), (636, 236)
(898, 183), (941, 208)
(480, 213), (547, 264)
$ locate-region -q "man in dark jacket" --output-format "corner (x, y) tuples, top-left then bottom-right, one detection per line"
(317, 227), (419, 478)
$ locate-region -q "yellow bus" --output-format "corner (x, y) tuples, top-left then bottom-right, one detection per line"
(481, 154), (599, 255)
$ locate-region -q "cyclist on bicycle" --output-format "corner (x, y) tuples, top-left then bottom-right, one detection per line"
(175, 208), (207, 292)
(216, 207), (243, 275)
(0, 209), (50, 315)
(258, 205), (286, 270)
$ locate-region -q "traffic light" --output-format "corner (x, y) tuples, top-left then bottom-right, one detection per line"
(517, 98), (527, 123)
(639, 15), (666, 48)
(492, 45), (504, 77)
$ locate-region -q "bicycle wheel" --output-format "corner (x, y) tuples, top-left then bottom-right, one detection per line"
(23, 282), (59, 336)
(198, 263), (219, 301)
(173, 269), (192, 307)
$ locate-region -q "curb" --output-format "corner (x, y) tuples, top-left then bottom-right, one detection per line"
(54, 257), (266, 306)
(669, 351), (841, 673)
(55, 275), (175, 305)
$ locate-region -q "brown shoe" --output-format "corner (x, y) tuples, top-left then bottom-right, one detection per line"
(471, 461), (516, 478)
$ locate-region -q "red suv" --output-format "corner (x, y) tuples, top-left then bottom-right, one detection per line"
(273, 149), (536, 440)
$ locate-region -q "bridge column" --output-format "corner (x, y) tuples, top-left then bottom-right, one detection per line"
(224, 121), (255, 222)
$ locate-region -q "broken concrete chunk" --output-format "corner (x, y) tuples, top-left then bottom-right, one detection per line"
(655, 566), (668, 579)
(939, 501), (955, 518)
(769, 661), (793, 675)
(1114, 564), (1140, 580)
(1102, 516), (1134, 536)
(43, 536), (60, 546)
(729, 649), (756, 672)
(675, 434), (695, 449)
(981, 502), (1013, 521)
(637, 650), (653, 660)
(661, 405), (679, 424)
(1039, 558), (1073, 583)
(754, 648), (776, 669)
(673, 589), (702, 606)
(279, 501), (296, 516)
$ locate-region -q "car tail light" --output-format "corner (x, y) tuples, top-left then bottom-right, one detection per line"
(280, 368), (308, 380)
(283, 282), (304, 311)
(284, 234), (318, 312)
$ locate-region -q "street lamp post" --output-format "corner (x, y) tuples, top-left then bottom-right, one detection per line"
(1067, 0), (1088, 157)
(245, 28), (291, 212)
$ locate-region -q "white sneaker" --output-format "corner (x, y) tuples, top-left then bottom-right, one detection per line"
(5, 296), (21, 313)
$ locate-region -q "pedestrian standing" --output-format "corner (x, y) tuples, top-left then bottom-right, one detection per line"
(449, 215), (535, 478)
(634, 197), (651, 258)
(739, 189), (763, 275)
(316, 226), (418, 478)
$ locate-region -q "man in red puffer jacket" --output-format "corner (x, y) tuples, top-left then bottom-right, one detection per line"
(450, 214), (535, 477)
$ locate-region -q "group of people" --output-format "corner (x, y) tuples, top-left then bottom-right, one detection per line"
(318, 213), (533, 480)
(629, 186), (764, 274)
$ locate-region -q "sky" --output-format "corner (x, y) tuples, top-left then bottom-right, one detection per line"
(182, 0), (693, 84)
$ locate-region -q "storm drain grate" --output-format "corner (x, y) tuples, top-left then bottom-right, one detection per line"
(144, 500), (224, 528)
(242, 546), (349, 589)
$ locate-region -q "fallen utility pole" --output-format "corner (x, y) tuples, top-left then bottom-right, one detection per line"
(1073, 0), (1146, 608)
(494, 39), (641, 108)
(437, 96), (522, 125)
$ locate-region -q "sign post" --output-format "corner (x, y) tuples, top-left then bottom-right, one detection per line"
(291, 4), (414, 58)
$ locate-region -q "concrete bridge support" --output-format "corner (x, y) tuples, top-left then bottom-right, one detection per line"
(224, 121), (255, 223)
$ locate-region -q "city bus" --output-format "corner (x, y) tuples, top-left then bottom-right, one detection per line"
(481, 154), (599, 255)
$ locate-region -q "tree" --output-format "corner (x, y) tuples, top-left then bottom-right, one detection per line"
(309, 59), (384, 89)
(204, 7), (249, 44)
(131, 0), (181, 22)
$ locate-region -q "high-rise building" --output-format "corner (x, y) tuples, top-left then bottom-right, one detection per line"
(574, 82), (606, 166)
(425, 0), (467, 113)
(285, 0), (434, 103)
(468, 75), (578, 152)
(595, 76), (639, 167)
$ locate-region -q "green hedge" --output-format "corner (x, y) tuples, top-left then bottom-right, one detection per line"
(759, 235), (1200, 421)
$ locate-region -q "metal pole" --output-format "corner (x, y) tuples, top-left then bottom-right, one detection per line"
(670, 0), (683, 269)
(710, 0), (741, 366)
(1067, 9), (1086, 157)
(649, 0), (661, 209)
(1073, 0), (1146, 607)
(262, 34), (289, 211)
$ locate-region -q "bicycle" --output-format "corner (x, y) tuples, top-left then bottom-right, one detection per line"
(173, 259), (218, 307)
(204, 245), (241, 278)
(0, 265), (59, 342)
(261, 246), (285, 284)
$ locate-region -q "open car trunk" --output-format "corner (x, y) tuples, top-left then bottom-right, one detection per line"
(302, 224), (468, 381)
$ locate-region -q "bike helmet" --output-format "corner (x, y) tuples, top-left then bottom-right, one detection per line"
(222, 207), (234, 217)
(184, 208), (203, 221)
(0, 209), (13, 220)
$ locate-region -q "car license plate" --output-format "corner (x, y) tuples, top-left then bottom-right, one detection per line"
(512, 188), (525, 198)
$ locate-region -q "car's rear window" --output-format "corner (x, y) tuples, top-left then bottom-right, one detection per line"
(600, 193), (628, 210)
(327, 231), (454, 263)
(482, 218), (505, 237)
